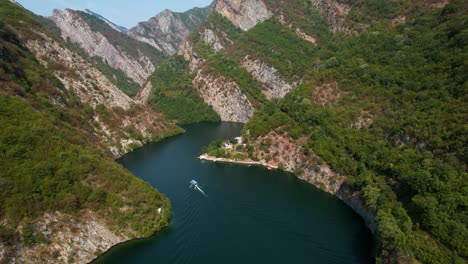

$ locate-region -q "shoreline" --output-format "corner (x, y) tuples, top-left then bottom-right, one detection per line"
(199, 154), (278, 170)
(199, 152), (379, 237)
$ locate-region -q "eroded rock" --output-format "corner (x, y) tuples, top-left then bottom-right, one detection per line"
(214, 0), (273, 31)
(193, 70), (254, 123)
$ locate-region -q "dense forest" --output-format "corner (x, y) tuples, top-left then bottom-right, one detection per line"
(197, 0), (467, 263)
(0, 0), (170, 251)
(0, 0), (466, 262)
(243, 1), (468, 263)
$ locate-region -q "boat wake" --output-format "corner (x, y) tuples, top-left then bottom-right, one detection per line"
(190, 180), (208, 197)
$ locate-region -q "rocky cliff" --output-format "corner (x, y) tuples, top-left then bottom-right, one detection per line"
(201, 28), (225, 52)
(3, 212), (128, 264)
(128, 7), (209, 55)
(178, 40), (254, 123)
(51, 9), (158, 85)
(193, 70), (254, 123)
(311, 0), (351, 32)
(25, 25), (178, 158)
(213, 0), (273, 30)
(242, 56), (297, 99)
(178, 40), (205, 71)
(135, 81), (153, 104)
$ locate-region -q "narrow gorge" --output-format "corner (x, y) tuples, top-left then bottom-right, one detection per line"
(0, 0), (465, 263)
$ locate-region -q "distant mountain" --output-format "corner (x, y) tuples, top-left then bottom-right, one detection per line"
(128, 7), (210, 55)
(84, 8), (127, 33)
(50, 9), (166, 91)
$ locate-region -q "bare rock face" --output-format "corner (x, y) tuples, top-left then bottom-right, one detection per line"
(250, 131), (346, 194)
(135, 81), (153, 104)
(178, 40), (205, 72)
(25, 31), (175, 158)
(311, 0), (351, 32)
(51, 9), (155, 85)
(26, 34), (133, 110)
(128, 8), (208, 55)
(178, 41), (254, 123)
(214, 0), (273, 30)
(242, 56), (297, 99)
(193, 70), (254, 123)
(6, 212), (128, 264)
(201, 28), (225, 52)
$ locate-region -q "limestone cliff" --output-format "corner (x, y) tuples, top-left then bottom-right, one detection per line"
(178, 41), (254, 122)
(25, 30), (178, 158)
(51, 9), (157, 85)
(4, 212), (128, 264)
(128, 8), (209, 55)
(242, 56), (297, 99)
(201, 28), (225, 52)
(311, 0), (351, 32)
(135, 81), (153, 104)
(213, 0), (273, 30)
(192, 70), (254, 123)
(178, 40), (205, 71)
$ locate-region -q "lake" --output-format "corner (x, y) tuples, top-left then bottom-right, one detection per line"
(94, 122), (373, 264)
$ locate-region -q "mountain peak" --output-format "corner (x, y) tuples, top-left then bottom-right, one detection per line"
(213, 0), (272, 31)
(127, 6), (210, 55)
(84, 8), (128, 33)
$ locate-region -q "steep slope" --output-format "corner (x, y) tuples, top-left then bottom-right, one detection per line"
(213, 0), (272, 30)
(176, 0), (323, 122)
(24, 25), (180, 158)
(85, 8), (128, 33)
(0, 1), (175, 263)
(51, 9), (165, 87)
(146, 55), (220, 124)
(201, 0), (468, 263)
(128, 7), (210, 55)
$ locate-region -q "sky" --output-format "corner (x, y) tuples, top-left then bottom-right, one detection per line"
(16, 0), (213, 29)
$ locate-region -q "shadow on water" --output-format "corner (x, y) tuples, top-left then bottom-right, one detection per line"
(94, 122), (374, 264)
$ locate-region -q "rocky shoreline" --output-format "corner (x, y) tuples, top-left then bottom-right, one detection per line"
(199, 152), (379, 243)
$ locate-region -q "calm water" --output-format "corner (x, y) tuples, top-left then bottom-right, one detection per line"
(94, 122), (373, 264)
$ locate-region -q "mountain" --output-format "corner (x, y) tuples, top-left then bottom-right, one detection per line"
(84, 8), (128, 33)
(174, 0), (313, 122)
(128, 7), (210, 55)
(0, 0), (466, 263)
(50, 8), (166, 95)
(172, 0), (467, 263)
(0, 0), (180, 262)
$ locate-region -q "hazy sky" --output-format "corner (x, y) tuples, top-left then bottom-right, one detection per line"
(16, 0), (213, 28)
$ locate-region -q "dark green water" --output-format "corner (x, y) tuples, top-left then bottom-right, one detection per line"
(95, 122), (373, 264)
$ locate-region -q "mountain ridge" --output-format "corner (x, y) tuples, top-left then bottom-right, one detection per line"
(84, 8), (128, 33)
(128, 6), (210, 55)
(0, 0), (184, 261)
(0, 0), (466, 263)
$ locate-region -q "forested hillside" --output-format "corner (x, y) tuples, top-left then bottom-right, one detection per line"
(0, 1), (173, 262)
(1, 0), (466, 263)
(247, 3), (468, 263)
(196, 0), (467, 263)
(147, 55), (220, 124)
